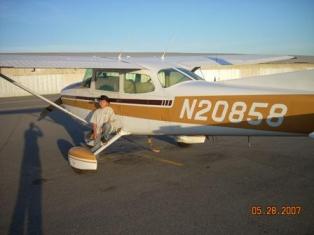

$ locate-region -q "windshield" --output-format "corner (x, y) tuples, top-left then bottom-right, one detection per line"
(81, 69), (93, 88)
(157, 68), (203, 88)
(176, 68), (204, 80)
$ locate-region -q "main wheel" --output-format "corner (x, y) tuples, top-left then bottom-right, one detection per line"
(176, 142), (192, 148)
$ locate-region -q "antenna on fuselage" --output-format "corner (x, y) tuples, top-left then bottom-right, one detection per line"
(161, 51), (166, 61)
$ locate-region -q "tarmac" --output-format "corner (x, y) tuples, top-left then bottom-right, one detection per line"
(0, 95), (314, 235)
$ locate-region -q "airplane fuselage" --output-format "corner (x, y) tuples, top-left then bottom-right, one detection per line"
(60, 72), (314, 137)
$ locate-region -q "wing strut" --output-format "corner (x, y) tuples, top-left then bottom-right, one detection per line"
(0, 72), (89, 125)
(93, 130), (129, 155)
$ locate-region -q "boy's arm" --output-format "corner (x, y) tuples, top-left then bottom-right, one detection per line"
(90, 110), (98, 140)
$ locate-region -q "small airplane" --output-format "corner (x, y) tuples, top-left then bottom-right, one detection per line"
(1, 53), (313, 171)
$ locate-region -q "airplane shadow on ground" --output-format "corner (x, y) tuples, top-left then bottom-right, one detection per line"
(9, 122), (43, 235)
(47, 110), (90, 161)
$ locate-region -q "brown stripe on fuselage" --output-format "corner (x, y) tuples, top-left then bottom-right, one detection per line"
(61, 95), (172, 106)
(61, 94), (314, 134)
(171, 95), (314, 134)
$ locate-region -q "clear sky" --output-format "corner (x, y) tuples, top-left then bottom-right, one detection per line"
(0, 0), (313, 55)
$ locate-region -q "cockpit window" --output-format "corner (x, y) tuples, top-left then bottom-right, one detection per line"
(95, 71), (120, 92)
(158, 68), (195, 88)
(124, 73), (155, 93)
(81, 69), (93, 88)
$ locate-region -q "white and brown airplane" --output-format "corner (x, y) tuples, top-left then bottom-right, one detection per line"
(1, 53), (313, 171)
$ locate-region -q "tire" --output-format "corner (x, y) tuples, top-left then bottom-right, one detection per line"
(176, 142), (192, 148)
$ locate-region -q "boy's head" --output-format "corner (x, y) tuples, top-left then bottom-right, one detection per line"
(99, 95), (110, 108)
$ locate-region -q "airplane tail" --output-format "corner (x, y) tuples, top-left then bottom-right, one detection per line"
(219, 69), (314, 92)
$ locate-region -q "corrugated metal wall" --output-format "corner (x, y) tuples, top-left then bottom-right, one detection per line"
(196, 69), (240, 81)
(0, 69), (84, 97)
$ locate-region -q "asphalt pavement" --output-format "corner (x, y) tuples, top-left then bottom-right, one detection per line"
(0, 95), (314, 235)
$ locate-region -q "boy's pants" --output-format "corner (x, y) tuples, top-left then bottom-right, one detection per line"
(91, 123), (114, 152)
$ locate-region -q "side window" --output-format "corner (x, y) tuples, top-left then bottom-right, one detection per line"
(95, 71), (120, 92)
(158, 68), (191, 88)
(81, 69), (93, 88)
(124, 73), (155, 93)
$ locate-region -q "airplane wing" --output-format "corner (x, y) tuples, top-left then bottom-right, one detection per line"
(0, 53), (295, 70)
(0, 54), (143, 69)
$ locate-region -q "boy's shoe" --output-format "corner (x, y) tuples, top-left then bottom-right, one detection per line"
(86, 140), (95, 147)
(101, 140), (107, 146)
